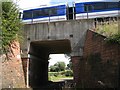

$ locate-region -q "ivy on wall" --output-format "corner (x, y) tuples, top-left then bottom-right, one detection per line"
(1, 1), (23, 60)
(106, 34), (120, 44)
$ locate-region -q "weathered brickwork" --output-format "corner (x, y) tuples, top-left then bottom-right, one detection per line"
(81, 30), (120, 88)
(21, 58), (28, 85)
(84, 30), (120, 61)
(71, 56), (81, 84)
(2, 41), (25, 88)
(72, 30), (120, 88)
(21, 30), (120, 88)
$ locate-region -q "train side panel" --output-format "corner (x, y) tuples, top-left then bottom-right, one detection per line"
(75, 2), (119, 19)
(22, 4), (67, 24)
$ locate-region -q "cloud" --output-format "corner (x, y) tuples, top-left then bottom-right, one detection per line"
(16, 0), (51, 9)
(16, 0), (89, 9)
(49, 0), (80, 6)
(15, 0), (120, 9)
(49, 54), (70, 66)
(49, 0), (74, 4)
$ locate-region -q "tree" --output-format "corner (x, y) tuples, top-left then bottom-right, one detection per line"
(49, 65), (56, 72)
(49, 65), (59, 72)
(1, 1), (22, 59)
(54, 62), (66, 71)
(66, 61), (73, 70)
(49, 61), (66, 72)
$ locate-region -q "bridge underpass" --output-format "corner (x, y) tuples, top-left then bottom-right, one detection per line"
(28, 39), (71, 88)
(21, 19), (95, 88)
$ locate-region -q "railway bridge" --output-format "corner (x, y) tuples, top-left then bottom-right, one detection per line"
(21, 19), (94, 88)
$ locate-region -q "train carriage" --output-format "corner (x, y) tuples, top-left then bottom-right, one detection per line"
(22, 3), (67, 24)
(21, 0), (120, 24)
(75, 0), (119, 19)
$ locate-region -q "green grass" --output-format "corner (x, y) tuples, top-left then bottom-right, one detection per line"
(49, 75), (73, 82)
(48, 72), (73, 82)
(96, 21), (119, 37)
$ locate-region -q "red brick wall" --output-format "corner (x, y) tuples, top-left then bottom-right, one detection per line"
(21, 58), (28, 85)
(71, 56), (81, 84)
(71, 56), (92, 88)
(84, 30), (120, 62)
(81, 30), (120, 88)
(2, 41), (25, 88)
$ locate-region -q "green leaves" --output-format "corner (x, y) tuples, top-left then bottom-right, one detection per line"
(1, 1), (22, 50)
(106, 34), (120, 44)
(1, 1), (23, 61)
(49, 62), (66, 72)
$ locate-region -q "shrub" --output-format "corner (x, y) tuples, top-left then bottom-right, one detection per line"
(49, 72), (59, 77)
(65, 70), (73, 77)
(54, 73), (59, 77)
(106, 34), (120, 44)
(60, 71), (65, 75)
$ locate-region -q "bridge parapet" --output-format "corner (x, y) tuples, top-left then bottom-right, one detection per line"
(21, 19), (95, 57)
(21, 19), (95, 87)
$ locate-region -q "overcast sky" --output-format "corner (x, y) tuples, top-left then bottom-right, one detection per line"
(49, 54), (70, 66)
(14, 0), (120, 9)
(14, 0), (77, 9)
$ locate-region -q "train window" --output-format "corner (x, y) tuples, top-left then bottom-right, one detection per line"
(84, 4), (93, 12)
(107, 2), (118, 9)
(93, 2), (106, 10)
(23, 11), (32, 19)
(57, 5), (66, 15)
(75, 3), (84, 13)
(43, 9), (49, 16)
(33, 10), (43, 18)
(33, 8), (50, 18)
(49, 8), (57, 16)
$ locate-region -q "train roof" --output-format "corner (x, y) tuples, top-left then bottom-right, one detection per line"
(22, 3), (67, 11)
(75, 0), (120, 3)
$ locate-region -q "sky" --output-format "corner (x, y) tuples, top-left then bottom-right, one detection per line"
(14, 0), (77, 9)
(14, 0), (120, 9)
(49, 54), (70, 66)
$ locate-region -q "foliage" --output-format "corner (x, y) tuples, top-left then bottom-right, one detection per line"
(66, 61), (73, 70)
(65, 70), (73, 77)
(105, 34), (120, 44)
(95, 20), (118, 37)
(48, 71), (73, 81)
(95, 19), (120, 45)
(49, 70), (73, 77)
(49, 61), (66, 72)
(49, 72), (59, 77)
(55, 61), (66, 71)
(1, 1), (22, 59)
(49, 65), (59, 72)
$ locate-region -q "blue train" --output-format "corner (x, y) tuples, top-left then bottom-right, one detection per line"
(21, 0), (120, 24)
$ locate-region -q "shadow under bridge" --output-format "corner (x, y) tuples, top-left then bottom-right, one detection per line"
(28, 39), (71, 88)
